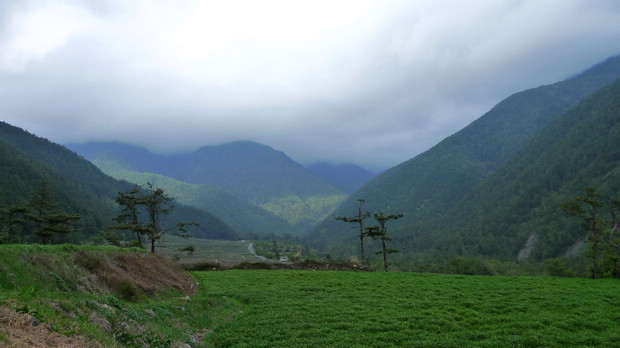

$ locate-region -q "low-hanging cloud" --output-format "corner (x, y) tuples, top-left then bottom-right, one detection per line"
(1, 0), (620, 171)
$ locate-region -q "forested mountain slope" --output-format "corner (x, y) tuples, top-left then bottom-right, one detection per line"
(89, 166), (294, 238)
(68, 141), (348, 232)
(0, 122), (237, 242)
(308, 55), (620, 262)
(436, 77), (620, 261)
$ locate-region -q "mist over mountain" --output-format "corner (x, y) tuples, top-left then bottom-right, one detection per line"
(4, 50), (620, 271)
(307, 55), (620, 264)
(306, 162), (376, 194)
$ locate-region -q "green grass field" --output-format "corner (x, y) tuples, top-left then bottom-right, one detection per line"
(195, 271), (620, 347)
(1, 245), (618, 347)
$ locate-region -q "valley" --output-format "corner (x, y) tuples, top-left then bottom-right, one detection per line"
(2, 54), (620, 276)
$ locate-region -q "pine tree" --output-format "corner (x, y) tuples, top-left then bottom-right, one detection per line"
(0, 205), (29, 243)
(560, 187), (605, 278)
(335, 199), (371, 265)
(28, 180), (79, 244)
(367, 211), (403, 272)
(113, 186), (147, 247)
(114, 183), (198, 253)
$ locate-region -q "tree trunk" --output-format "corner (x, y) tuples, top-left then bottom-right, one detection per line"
(591, 219), (599, 279)
(359, 234), (365, 265)
(359, 207), (365, 265)
(136, 232), (143, 248)
(382, 238), (388, 272)
(151, 239), (156, 253)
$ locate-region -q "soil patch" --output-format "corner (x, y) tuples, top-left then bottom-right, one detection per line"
(0, 307), (101, 348)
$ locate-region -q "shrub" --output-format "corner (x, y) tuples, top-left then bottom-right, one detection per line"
(112, 278), (140, 302)
(546, 258), (576, 277)
(449, 257), (495, 275)
(73, 250), (104, 272)
(184, 262), (223, 271)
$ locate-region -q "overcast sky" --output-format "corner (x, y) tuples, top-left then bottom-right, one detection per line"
(1, 1), (619, 171)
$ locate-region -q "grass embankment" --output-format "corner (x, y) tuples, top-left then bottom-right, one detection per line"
(0, 244), (236, 347)
(197, 271), (620, 347)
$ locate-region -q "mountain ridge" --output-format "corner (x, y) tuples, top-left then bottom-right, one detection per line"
(67, 140), (349, 232)
(307, 54), (620, 263)
(306, 162), (375, 194)
(0, 121), (238, 242)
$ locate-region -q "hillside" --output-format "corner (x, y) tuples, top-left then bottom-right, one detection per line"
(93, 168), (294, 238)
(308, 55), (620, 263)
(68, 141), (349, 232)
(306, 161), (376, 194)
(0, 121), (237, 242)
(0, 245), (201, 346)
(437, 77), (620, 260)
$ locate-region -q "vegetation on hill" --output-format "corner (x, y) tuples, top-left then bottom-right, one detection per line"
(0, 121), (237, 243)
(0, 245), (206, 346)
(92, 167), (302, 238)
(308, 55), (620, 270)
(437, 78), (620, 262)
(68, 140), (349, 232)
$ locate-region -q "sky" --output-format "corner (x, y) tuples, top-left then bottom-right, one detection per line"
(1, 1), (620, 172)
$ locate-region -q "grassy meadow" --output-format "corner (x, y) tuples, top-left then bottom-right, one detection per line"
(0, 245), (618, 347)
(196, 271), (620, 347)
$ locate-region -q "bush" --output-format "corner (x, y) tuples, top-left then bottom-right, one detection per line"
(184, 261), (223, 271)
(546, 258), (576, 277)
(449, 257), (495, 275)
(112, 277), (140, 302)
(73, 250), (104, 272)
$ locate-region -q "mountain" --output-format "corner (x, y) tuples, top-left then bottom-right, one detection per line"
(307, 55), (620, 263)
(89, 163), (294, 238)
(0, 121), (237, 242)
(306, 162), (376, 194)
(67, 141), (348, 232)
(440, 77), (620, 261)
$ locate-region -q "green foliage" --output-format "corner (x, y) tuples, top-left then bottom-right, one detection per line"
(545, 258), (576, 277)
(27, 180), (80, 244)
(449, 257), (495, 275)
(93, 164), (285, 238)
(69, 140), (348, 234)
(196, 270), (620, 347)
(113, 183), (200, 253)
(0, 121), (235, 244)
(0, 245), (229, 346)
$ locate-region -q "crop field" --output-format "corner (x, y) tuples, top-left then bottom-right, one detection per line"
(195, 271), (620, 347)
(154, 236), (266, 266)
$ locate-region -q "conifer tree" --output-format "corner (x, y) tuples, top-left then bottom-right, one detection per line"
(28, 180), (80, 244)
(561, 187), (605, 278)
(335, 199), (371, 265)
(0, 205), (29, 243)
(114, 183), (197, 253)
(367, 211), (403, 272)
(113, 186), (146, 247)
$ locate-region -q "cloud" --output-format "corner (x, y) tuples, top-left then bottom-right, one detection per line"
(1, 0), (620, 171)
